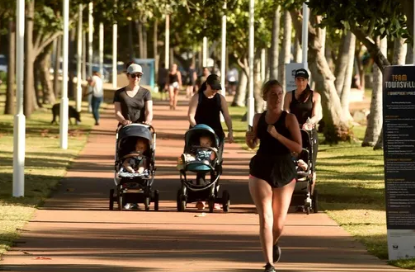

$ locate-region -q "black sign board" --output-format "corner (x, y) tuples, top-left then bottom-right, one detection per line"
(383, 66), (415, 230)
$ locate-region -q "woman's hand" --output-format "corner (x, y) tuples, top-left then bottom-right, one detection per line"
(121, 120), (132, 126)
(302, 122), (314, 131)
(227, 131), (234, 143)
(267, 125), (281, 140)
(246, 131), (256, 142)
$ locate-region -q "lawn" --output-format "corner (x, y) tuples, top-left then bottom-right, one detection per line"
(227, 104), (415, 270)
(0, 87), (99, 255)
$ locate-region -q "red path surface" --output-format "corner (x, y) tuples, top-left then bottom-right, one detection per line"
(1, 96), (404, 272)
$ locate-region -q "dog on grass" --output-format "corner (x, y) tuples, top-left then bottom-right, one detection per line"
(51, 103), (81, 125)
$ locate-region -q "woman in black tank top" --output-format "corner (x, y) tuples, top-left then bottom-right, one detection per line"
(166, 63), (182, 110)
(283, 69), (322, 190)
(188, 74), (234, 207)
(245, 80), (302, 272)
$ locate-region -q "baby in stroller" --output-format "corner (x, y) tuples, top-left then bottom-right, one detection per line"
(177, 124), (230, 213)
(121, 138), (149, 175)
(109, 124), (159, 211)
(180, 135), (218, 172)
(291, 128), (318, 214)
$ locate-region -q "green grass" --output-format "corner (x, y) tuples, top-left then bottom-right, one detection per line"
(228, 105), (415, 270)
(0, 88), (98, 255)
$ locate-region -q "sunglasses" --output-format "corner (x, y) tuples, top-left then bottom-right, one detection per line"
(130, 73), (142, 79)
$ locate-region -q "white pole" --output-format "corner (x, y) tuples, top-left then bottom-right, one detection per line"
(203, 37), (208, 67)
(76, 4), (82, 113)
(13, 0), (26, 197)
(220, 1), (227, 97)
(112, 22), (117, 88)
(261, 48), (266, 82)
(60, 0), (69, 150)
(302, 3), (309, 70)
(165, 14), (169, 69)
(99, 22), (104, 76)
(247, 0), (255, 129)
(88, 2), (93, 112)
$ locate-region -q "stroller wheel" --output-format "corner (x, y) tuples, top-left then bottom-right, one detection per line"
(144, 196), (151, 211)
(154, 190), (159, 211)
(117, 189), (123, 211)
(222, 190), (230, 212)
(312, 190), (318, 213)
(208, 197), (215, 213)
(177, 189), (186, 212)
(109, 189), (115, 210)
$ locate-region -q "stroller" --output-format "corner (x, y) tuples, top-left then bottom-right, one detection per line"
(176, 124), (230, 213)
(291, 129), (318, 214)
(109, 124), (159, 211)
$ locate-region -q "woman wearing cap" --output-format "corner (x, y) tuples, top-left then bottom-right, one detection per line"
(283, 68), (322, 189)
(188, 74), (234, 209)
(246, 80), (302, 272)
(166, 63), (182, 110)
(114, 63), (153, 126)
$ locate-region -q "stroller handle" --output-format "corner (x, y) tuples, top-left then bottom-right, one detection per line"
(117, 123), (156, 134)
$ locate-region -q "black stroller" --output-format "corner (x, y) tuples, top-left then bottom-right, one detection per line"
(109, 124), (159, 211)
(291, 129), (318, 214)
(176, 124), (230, 213)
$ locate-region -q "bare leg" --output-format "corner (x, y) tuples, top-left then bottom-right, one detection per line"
(249, 177), (274, 264)
(272, 179), (295, 245)
(168, 86), (174, 109)
(173, 88), (179, 109)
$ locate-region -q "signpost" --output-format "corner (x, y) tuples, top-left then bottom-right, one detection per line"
(383, 65), (415, 260)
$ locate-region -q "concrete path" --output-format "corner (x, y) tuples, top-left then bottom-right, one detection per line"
(0, 96), (405, 272)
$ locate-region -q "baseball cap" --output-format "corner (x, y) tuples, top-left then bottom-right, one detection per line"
(127, 63), (143, 75)
(294, 68), (309, 79)
(206, 74), (222, 90)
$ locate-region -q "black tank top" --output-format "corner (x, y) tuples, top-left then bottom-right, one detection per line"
(169, 73), (179, 83)
(257, 111), (291, 156)
(289, 90), (313, 126)
(195, 92), (224, 139)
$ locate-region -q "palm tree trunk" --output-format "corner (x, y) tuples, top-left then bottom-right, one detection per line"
(362, 36), (387, 147)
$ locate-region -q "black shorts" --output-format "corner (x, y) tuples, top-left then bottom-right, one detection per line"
(249, 153), (296, 188)
(158, 83), (167, 93)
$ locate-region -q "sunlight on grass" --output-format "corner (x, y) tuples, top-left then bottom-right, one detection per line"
(225, 105), (413, 268)
(0, 90), (96, 254)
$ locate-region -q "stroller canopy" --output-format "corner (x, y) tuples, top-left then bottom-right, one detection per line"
(118, 124), (153, 143)
(184, 124), (220, 151)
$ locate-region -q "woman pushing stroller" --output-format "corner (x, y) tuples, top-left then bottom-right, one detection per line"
(187, 74), (234, 209)
(113, 63), (154, 210)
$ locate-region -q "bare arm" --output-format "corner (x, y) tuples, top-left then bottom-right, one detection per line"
(245, 113), (261, 149)
(188, 94), (199, 127)
(220, 95), (233, 133)
(144, 100), (153, 124)
(178, 72), (182, 87)
(114, 102), (129, 124)
(271, 113), (302, 154)
(310, 92), (323, 125)
(283, 91), (292, 112)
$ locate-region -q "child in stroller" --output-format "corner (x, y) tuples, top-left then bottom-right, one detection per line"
(121, 138), (149, 175)
(179, 135), (218, 176)
(109, 124), (159, 211)
(291, 128), (318, 214)
(177, 124), (230, 213)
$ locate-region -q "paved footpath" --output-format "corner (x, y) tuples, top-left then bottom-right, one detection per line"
(1, 96), (406, 272)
